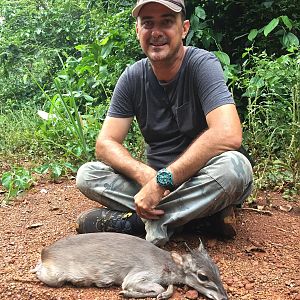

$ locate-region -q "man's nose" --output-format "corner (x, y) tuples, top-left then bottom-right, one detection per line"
(151, 28), (163, 38)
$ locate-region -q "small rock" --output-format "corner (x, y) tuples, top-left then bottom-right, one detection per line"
(49, 207), (59, 211)
(245, 283), (254, 290)
(294, 293), (300, 300)
(225, 278), (234, 286)
(247, 277), (255, 283)
(26, 223), (43, 229)
(185, 289), (199, 300)
(206, 239), (217, 248)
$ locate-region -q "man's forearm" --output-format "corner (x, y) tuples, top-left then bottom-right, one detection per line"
(168, 127), (241, 187)
(96, 139), (156, 186)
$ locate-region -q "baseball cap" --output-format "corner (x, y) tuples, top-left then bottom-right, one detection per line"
(132, 0), (186, 18)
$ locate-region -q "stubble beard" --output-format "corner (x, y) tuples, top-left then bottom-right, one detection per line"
(146, 42), (182, 65)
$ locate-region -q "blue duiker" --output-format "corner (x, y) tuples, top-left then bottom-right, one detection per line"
(31, 232), (228, 300)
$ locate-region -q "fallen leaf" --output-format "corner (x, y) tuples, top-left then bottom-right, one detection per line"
(279, 205), (293, 212)
(27, 223), (43, 229)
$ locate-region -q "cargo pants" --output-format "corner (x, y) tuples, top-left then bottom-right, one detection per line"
(76, 151), (253, 246)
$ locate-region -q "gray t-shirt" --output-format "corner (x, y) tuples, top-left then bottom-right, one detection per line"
(108, 47), (234, 170)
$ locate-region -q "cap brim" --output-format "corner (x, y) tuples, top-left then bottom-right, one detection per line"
(132, 0), (182, 18)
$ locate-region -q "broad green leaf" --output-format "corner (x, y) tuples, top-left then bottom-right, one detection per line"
(75, 44), (87, 51)
(264, 18), (279, 36)
(190, 14), (199, 29)
(1, 173), (12, 190)
(250, 76), (265, 88)
(64, 162), (77, 173)
(185, 30), (194, 46)
(34, 164), (49, 174)
(51, 164), (63, 179)
(99, 36), (109, 46)
(282, 32), (299, 48)
(101, 42), (113, 58)
(248, 29), (258, 41)
(213, 51), (231, 66)
(281, 16), (293, 30)
(195, 7), (206, 20)
(83, 93), (94, 102)
(262, 1), (274, 8)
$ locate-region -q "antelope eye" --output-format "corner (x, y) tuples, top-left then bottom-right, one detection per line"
(197, 273), (209, 281)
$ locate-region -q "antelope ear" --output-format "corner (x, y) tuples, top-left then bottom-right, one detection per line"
(184, 242), (193, 253)
(198, 238), (205, 252)
(171, 252), (183, 266)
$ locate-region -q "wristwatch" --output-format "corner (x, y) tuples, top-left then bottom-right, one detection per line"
(156, 168), (174, 190)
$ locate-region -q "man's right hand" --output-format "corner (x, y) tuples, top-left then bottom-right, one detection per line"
(134, 177), (166, 220)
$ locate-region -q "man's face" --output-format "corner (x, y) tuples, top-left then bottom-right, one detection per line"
(136, 3), (189, 63)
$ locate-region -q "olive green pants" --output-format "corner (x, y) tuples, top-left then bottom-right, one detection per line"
(76, 151), (253, 246)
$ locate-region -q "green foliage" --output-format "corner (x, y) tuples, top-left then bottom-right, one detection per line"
(0, 103), (45, 163)
(1, 0), (299, 203)
(187, 1), (300, 60)
(248, 16), (299, 50)
(237, 48), (300, 198)
(1, 167), (34, 205)
(186, 5), (224, 51)
(0, 161), (78, 203)
(34, 161), (77, 181)
(34, 7), (140, 162)
(0, 0), (112, 105)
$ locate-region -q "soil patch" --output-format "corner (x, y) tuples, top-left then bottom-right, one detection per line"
(0, 179), (299, 300)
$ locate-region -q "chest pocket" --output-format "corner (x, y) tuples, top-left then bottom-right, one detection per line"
(174, 102), (207, 138)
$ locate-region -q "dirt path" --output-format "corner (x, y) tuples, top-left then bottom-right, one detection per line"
(0, 179), (299, 300)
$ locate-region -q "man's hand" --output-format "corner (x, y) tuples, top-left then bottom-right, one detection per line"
(134, 178), (167, 219)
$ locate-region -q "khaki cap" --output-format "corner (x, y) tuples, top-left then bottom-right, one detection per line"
(132, 0), (186, 18)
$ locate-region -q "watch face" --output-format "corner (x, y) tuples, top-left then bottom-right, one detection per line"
(157, 169), (173, 188)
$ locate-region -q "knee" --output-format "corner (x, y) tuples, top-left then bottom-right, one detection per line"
(76, 162), (92, 192)
(76, 161), (109, 192)
(214, 151), (253, 194)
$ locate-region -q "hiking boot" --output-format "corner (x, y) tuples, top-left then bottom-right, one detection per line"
(211, 205), (237, 239)
(184, 205), (237, 239)
(75, 207), (146, 236)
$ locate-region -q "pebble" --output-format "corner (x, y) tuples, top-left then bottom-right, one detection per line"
(225, 278), (234, 286)
(245, 283), (255, 290)
(294, 293), (300, 300)
(185, 289), (199, 300)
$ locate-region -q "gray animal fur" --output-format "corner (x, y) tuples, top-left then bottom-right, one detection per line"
(31, 232), (228, 300)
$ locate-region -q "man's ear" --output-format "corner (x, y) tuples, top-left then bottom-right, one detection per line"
(136, 21), (140, 40)
(182, 20), (190, 39)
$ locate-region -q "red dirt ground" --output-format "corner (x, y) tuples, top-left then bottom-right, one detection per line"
(0, 179), (299, 300)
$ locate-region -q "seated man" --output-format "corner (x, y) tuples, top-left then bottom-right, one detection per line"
(75, 0), (253, 246)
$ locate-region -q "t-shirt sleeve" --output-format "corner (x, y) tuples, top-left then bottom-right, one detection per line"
(194, 51), (234, 115)
(107, 67), (134, 118)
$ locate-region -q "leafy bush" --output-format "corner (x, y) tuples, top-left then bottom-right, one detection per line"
(35, 6), (141, 162)
(1, 167), (34, 205)
(0, 103), (43, 163)
(237, 48), (300, 197)
(187, 1), (300, 60)
(1, 0), (299, 203)
(0, 0), (109, 105)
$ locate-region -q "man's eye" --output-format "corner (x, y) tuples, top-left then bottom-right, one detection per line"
(142, 21), (153, 29)
(162, 19), (173, 27)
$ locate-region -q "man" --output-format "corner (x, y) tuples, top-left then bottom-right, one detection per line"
(76, 0), (253, 246)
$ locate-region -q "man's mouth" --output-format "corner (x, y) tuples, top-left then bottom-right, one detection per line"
(150, 40), (168, 47)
